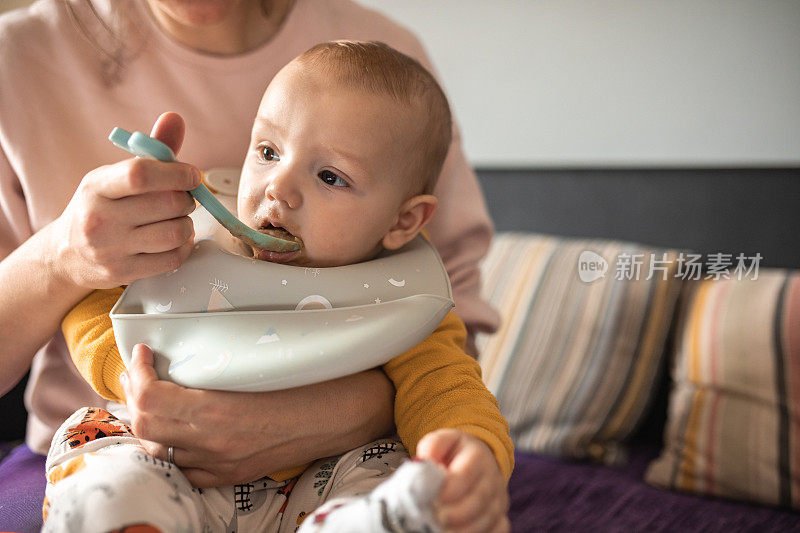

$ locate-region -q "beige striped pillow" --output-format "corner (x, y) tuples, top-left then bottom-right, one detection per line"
(477, 233), (682, 463)
(645, 271), (800, 508)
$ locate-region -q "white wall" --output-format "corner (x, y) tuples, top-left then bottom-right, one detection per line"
(358, 0), (800, 167)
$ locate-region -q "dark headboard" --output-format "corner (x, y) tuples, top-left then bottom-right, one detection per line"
(478, 168), (800, 269)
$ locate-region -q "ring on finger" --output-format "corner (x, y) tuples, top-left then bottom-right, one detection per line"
(168, 445), (175, 464)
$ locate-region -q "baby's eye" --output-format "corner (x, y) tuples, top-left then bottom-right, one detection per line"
(318, 169), (348, 187)
(258, 145), (280, 162)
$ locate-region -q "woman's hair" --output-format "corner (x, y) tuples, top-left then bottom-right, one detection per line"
(295, 41), (452, 195)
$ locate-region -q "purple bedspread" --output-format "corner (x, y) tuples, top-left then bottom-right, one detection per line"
(2, 442), (799, 532)
(509, 445), (800, 532)
(0, 444), (45, 533)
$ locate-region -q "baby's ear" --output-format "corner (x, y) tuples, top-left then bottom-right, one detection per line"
(382, 195), (438, 250)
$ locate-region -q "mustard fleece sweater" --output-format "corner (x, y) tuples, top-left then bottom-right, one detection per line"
(62, 288), (514, 481)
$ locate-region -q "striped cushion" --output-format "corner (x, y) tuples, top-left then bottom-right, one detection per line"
(645, 271), (800, 508)
(477, 233), (682, 463)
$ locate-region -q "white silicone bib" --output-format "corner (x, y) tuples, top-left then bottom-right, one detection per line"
(110, 169), (454, 391)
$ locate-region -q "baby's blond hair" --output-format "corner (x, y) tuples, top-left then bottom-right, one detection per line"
(295, 40), (452, 195)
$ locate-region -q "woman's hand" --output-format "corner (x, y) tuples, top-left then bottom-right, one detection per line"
(120, 343), (396, 487)
(0, 112), (202, 394)
(53, 112), (200, 290)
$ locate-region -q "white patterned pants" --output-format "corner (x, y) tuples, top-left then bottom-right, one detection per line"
(43, 407), (408, 533)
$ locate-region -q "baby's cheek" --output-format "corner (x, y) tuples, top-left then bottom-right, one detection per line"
(305, 232), (368, 267)
(313, 235), (354, 264)
(235, 195), (255, 224)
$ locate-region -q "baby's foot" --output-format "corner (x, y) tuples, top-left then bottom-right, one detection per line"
(301, 459), (446, 532)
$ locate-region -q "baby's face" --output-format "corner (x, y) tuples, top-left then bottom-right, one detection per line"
(238, 64), (421, 267)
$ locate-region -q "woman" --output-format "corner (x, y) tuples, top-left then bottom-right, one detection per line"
(0, 0), (499, 529)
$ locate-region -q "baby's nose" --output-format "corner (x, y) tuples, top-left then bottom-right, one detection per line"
(265, 170), (302, 209)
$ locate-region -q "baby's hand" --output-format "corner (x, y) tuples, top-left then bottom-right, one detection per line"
(416, 429), (510, 533)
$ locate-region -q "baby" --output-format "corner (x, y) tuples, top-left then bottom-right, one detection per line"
(46, 41), (512, 533)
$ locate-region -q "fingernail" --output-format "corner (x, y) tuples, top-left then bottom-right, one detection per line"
(119, 372), (128, 386)
(191, 168), (202, 187)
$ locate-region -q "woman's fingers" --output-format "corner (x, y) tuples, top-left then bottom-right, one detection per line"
(55, 112), (204, 288)
(119, 240), (194, 283)
(124, 345), (196, 416)
(139, 436), (251, 489)
(150, 111), (186, 155)
(122, 344), (241, 457)
(120, 190), (197, 227)
(91, 158), (201, 200)
(127, 343), (158, 380)
(143, 441), (205, 472)
(95, 110), (190, 200)
(128, 216), (195, 254)
(180, 467), (228, 489)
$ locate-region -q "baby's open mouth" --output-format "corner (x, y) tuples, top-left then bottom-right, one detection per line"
(257, 223), (301, 243)
(251, 223), (303, 264)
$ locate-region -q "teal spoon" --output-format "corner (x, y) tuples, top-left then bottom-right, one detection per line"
(109, 127), (300, 253)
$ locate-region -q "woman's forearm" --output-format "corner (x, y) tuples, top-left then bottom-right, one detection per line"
(0, 223), (89, 395)
(287, 368), (396, 460)
(252, 368), (397, 468)
(120, 345), (398, 487)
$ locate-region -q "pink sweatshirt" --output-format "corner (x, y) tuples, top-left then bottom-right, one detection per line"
(0, 0), (500, 454)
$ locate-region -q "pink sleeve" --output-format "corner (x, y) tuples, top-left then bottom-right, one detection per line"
(428, 123), (500, 339)
(0, 141), (32, 260)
